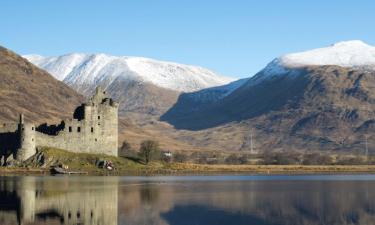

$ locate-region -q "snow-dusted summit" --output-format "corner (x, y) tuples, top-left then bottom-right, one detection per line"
(261, 40), (375, 78)
(23, 53), (235, 93)
(280, 40), (375, 68)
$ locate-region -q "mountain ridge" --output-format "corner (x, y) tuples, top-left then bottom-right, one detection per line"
(24, 52), (241, 117)
(23, 53), (236, 93)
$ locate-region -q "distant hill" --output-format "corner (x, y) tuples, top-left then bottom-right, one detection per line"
(0, 46), (84, 123)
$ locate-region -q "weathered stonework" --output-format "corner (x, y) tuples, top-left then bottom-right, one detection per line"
(0, 87), (118, 162)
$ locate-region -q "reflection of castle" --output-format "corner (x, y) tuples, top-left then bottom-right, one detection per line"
(0, 87), (118, 163)
(0, 176), (118, 225)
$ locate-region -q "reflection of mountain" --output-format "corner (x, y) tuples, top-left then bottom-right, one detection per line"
(118, 178), (375, 225)
(2, 176), (375, 225)
(0, 176), (118, 225)
(161, 205), (278, 225)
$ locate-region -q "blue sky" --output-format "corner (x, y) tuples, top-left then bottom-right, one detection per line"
(1, 0), (374, 78)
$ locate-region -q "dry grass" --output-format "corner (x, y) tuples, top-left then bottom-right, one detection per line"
(166, 163), (375, 174)
(0, 46), (84, 124)
(2, 147), (374, 175)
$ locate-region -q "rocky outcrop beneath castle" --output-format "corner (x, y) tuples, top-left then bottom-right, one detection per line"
(0, 87), (119, 163)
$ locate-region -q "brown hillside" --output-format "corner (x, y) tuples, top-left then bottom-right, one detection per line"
(107, 77), (179, 116)
(0, 46), (85, 123)
(162, 66), (375, 152)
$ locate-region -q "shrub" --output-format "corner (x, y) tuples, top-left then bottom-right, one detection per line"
(238, 155), (249, 165)
(190, 152), (222, 164)
(260, 152), (301, 165)
(119, 140), (137, 158)
(190, 152), (208, 164)
(335, 156), (365, 165)
(173, 152), (188, 163)
(225, 154), (243, 165)
(302, 153), (333, 165)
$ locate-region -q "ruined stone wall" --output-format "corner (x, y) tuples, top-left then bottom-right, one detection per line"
(35, 88), (118, 156)
(0, 123), (18, 133)
(0, 87), (118, 161)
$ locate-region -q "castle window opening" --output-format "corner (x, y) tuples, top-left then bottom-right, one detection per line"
(91, 127), (94, 133)
(32, 127), (34, 130)
(95, 138), (97, 142)
(77, 127), (81, 132)
(69, 127), (72, 132)
(32, 138), (34, 142)
(98, 116), (100, 120)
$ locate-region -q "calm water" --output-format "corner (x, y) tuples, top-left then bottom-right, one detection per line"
(1, 175), (375, 225)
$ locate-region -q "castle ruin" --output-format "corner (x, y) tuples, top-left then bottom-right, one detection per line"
(0, 87), (118, 162)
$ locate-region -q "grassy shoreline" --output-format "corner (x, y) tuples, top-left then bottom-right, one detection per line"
(2, 148), (375, 176)
(2, 164), (375, 176)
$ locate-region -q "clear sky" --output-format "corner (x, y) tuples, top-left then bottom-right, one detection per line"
(1, 0), (374, 78)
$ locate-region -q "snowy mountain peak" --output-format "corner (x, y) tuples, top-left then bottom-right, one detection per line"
(257, 40), (375, 80)
(279, 40), (375, 68)
(23, 53), (235, 93)
(331, 40), (369, 48)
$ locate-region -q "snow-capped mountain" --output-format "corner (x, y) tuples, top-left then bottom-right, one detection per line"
(162, 40), (375, 153)
(246, 40), (375, 87)
(280, 40), (375, 68)
(24, 53), (238, 116)
(261, 40), (375, 77)
(23, 53), (235, 93)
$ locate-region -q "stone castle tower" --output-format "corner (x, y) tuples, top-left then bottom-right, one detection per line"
(16, 114), (36, 161)
(0, 87), (119, 162)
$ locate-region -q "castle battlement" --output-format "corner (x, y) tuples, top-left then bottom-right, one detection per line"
(0, 87), (118, 162)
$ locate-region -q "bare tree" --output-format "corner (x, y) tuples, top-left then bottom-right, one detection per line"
(139, 140), (160, 164)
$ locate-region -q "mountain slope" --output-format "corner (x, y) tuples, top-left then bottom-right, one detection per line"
(24, 53), (236, 116)
(162, 41), (375, 152)
(161, 78), (249, 120)
(0, 46), (84, 123)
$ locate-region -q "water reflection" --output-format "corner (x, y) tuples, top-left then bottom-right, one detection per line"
(1, 176), (375, 225)
(0, 176), (118, 225)
(118, 176), (375, 225)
